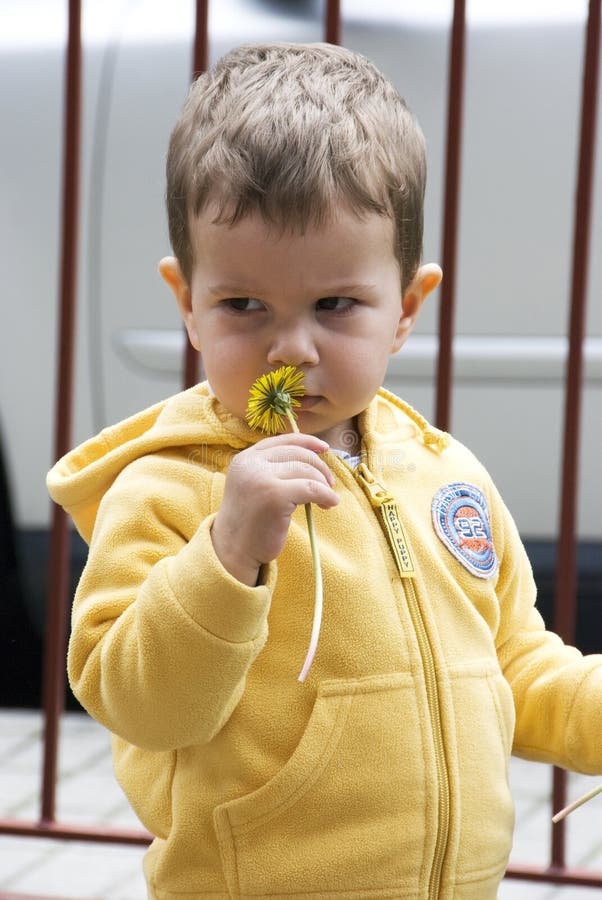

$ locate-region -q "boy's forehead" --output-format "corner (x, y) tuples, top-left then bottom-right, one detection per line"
(188, 206), (400, 292)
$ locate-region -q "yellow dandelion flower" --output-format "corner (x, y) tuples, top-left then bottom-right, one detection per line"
(246, 365), (305, 434)
(246, 365), (324, 682)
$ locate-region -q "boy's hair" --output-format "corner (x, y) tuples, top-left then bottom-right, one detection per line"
(166, 42), (426, 293)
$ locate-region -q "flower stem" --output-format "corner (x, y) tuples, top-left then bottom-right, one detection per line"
(285, 411), (324, 682)
(552, 781), (602, 823)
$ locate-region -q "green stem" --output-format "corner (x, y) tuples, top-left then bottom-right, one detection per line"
(286, 411), (324, 682)
(552, 781), (602, 823)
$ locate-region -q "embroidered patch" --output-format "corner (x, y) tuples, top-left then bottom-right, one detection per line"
(432, 482), (498, 578)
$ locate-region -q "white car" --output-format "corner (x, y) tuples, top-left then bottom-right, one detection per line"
(0, 0), (600, 662)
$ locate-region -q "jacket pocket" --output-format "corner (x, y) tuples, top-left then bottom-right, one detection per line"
(213, 672), (437, 899)
(449, 665), (516, 880)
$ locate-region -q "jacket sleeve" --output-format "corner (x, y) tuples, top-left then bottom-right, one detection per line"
(491, 486), (602, 774)
(67, 453), (275, 752)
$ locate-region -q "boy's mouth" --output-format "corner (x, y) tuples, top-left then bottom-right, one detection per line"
(298, 395), (321, 410)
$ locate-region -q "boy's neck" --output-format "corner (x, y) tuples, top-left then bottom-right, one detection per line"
(331, 419), (360, 457)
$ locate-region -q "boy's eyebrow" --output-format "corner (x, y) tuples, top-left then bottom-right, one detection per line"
(208, 283), (261, 296)
(316, 282), (379, 296)
(208, 282), (379, 297)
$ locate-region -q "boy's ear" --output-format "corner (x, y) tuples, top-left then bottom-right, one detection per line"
(392, 263), (443, 353)
(158, 256), (201, 351)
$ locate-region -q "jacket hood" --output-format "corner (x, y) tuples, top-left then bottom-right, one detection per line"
(47, 382), (447, 543)
(47, 383), (255, 541)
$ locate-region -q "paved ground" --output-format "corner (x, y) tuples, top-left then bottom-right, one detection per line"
(1, 709), (602, 899)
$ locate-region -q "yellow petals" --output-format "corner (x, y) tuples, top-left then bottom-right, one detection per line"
(246, 365), (305, 434)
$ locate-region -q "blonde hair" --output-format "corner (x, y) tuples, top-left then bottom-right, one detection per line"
(166, 42), (426, 292)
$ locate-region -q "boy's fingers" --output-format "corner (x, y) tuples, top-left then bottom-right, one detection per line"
(255, 432), (330, 454)
(264, 447), (335, 485)
(273, 460), (333, 486)
(285, 479), (340, 510)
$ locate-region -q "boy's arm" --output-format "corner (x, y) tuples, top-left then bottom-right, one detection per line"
(493, 490), (602, 774)
(68, 453), (275, 752)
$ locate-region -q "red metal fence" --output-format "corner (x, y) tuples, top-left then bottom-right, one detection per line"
(0, 0), (601, 892)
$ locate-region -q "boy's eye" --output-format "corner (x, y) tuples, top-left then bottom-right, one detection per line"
(316, 296), (355, 313)
(223, 297), (264, 312)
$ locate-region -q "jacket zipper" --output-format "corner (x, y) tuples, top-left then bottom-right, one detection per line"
(354, 462), (451, 900)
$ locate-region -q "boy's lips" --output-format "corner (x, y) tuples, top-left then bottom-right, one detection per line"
(298, 394), (321, 410)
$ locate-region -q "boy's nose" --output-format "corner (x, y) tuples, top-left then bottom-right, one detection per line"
(266, 325), (319, 368)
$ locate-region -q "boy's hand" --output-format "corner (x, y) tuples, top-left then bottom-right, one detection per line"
(211, 433), (338, 586)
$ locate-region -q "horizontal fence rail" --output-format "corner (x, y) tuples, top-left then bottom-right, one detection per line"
(1, 0), (601, 894)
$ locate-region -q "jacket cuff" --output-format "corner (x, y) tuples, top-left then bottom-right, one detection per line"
(166, 515), (276, 644)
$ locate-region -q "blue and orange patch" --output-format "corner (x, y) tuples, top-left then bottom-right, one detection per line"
(432, 482), (498, 578)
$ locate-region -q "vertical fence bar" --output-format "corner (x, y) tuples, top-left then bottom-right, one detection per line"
(182, 0), (209, 390)
(435, 0), (466, 432)
(550, 0), (601, 870)
(192, 0), (209, 79)
(40, 0), (82, 824)
(325, 0), (341, 45)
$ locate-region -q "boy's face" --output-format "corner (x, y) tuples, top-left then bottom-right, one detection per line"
(161, 206), (441, 449)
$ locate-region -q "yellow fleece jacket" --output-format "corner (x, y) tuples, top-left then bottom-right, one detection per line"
(47, 384), (602, 900)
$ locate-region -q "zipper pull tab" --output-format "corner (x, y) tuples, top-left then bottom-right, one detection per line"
(355, 464), (416, 578)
